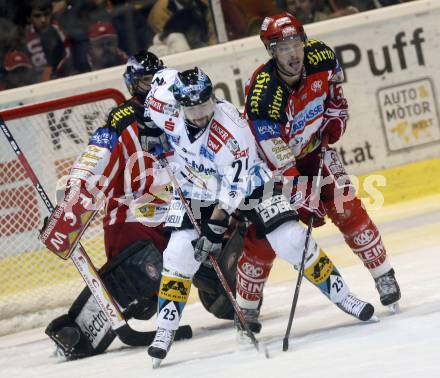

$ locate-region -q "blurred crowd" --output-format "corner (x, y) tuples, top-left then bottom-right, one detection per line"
(0, 0), (417, 91)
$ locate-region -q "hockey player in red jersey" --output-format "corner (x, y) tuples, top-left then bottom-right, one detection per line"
(237, 12), (401, 331)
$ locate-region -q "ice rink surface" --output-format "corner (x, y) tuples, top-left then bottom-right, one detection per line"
(1, 195), (439, 378)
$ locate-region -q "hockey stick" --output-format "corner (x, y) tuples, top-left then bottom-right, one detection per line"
(0, 116), (191, 346)
(282, 135), (329, 352)
(158, 155), (269, 358)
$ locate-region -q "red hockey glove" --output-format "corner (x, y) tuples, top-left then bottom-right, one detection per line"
(319, 98), (348, 145)
(290, 177), (326, 228)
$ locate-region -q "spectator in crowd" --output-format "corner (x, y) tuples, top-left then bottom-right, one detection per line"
(2, 50), (38, 90)
(219, 0), (248, 40)
(233, 0), (282, 35)
(147, 0), (217, 45)
(280, 0), (359, 24)
(148, 8), (208, 57)
(0, 17), (21, 68)
(52, 0), (91, 73)
(105, 0), (155, 55)
(87, 21), (127, 70)
(24, 0), (74, 80)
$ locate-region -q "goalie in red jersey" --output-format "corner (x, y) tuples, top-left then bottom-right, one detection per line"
(236, 12), (401, 332)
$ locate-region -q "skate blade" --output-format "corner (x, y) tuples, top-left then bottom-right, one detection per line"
(235, 330), (251, 345)
(368, 314), (380, 323)
(388, 302), (400, 314)
(152, 358), (163, 369)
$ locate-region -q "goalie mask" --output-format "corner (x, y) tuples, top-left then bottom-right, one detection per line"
(124, 50), (164, 103)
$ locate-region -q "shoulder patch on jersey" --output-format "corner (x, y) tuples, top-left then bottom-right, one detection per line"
(245, 61), (289, 124)
(252, 119), (282, 141)
(107, 102), (137, 134)
(304, 39), (337, 74)
(89, 127), (118, 151)
(148, 95), (179, 117)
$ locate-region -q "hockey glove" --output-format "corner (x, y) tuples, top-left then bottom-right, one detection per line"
(193, 218), (229, 263)
(319, 98), (348, 145)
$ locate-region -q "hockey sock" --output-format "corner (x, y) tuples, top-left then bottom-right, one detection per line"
(236, 248), (274, 310)
(303, 248), (350, 304)
(157, 271), (192, 330)
(325, 197), (392, 278)
(236, 225), (276, 309)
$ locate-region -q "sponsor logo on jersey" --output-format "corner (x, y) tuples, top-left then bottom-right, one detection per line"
(183, 158), (217, 176)
(268, 85), (283, 121)
(253, 119), (281, 141)
(165, 118), (175, 131)
(234, 147), (249, 159)
(353, 229), (375, 247)
(148, 96), (166, 113)
(226, 138), (240, 154)
(110, 106), (135, 128)
(207, 134), (222, 153)
(166, 133), (180, 146)
(200, 145), (215, 161)
(210, 120), (233, 143)
(291, 96), (325, 134)
(241, 262), (264, 278)
(306, 41), (336, 66)
(311, 80), (323, 93)
(249, 71), (271, 116)
(89, 128), (118, 150)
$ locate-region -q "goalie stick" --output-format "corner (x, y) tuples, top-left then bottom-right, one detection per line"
(0, 116), (192, 346)
(282, 135), (329, 352)
(158, 155), (270, 359)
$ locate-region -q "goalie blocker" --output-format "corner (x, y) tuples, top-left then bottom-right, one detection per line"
(46, 232), (240, 359)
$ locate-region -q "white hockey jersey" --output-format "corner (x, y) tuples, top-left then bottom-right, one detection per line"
(145, 68), (273, 215)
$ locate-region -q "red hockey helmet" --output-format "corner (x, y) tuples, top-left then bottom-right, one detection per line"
(260, 12), (307, 52)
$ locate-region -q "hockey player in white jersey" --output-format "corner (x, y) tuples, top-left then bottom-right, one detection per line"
(144, 67), (375, 366)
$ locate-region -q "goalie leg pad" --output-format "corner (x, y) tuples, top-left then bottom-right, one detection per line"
(46, 239), (163, 358)
(194, 222), (245, 319)
(103, 240), (163, 319)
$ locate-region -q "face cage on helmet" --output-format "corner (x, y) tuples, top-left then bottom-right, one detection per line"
(124, 73), (154, 100)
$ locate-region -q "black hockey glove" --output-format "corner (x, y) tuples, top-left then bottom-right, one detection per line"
(193, 218), (228, 263)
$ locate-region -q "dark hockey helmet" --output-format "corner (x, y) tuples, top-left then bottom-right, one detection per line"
(260, 12), (307, 53)
(172, 67), (213, 107)
(123, 50), (164, 102)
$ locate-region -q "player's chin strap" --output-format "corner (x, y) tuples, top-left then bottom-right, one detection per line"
(157, 154), (270, 359)
(282, 134), (329, 351)
(0, 115), (173, 347)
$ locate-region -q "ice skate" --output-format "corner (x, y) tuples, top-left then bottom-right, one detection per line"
(235, 308), (262, 343)
(337, 293), (378, 322)
(148, 327), (176, 368)
(375, 269), (401, 313)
